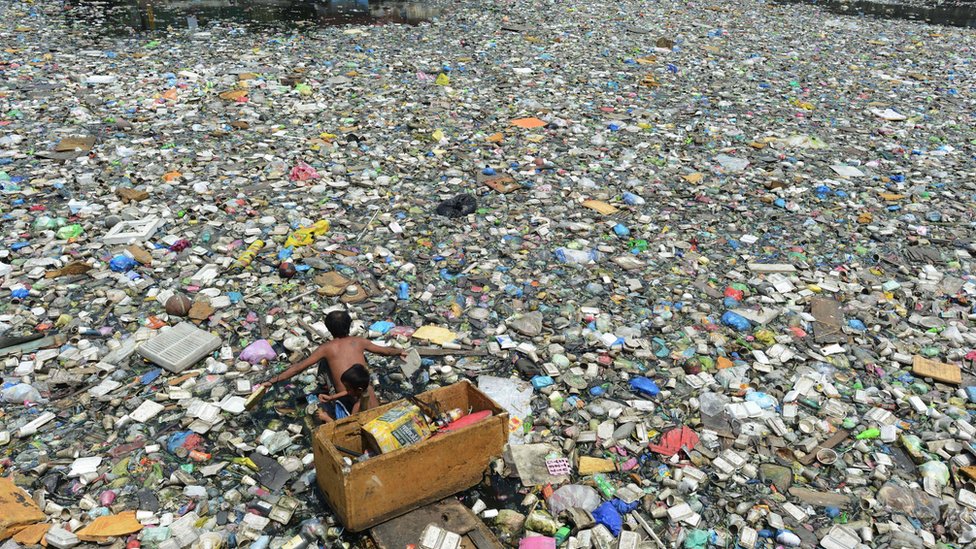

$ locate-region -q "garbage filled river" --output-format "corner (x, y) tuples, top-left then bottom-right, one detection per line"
(3, 0), (976, 547)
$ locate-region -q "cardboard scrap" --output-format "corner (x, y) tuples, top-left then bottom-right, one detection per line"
(510, 444), (570, 487)
(315, 271), (352, 297)
(116, 188), (150, 202)
(0, 476), (46, 540)
(912, 355), (962, 385)
(45, 261), (92, 279)
(126, 245), (153, 266)
(581, 200), (619, 215)
(12, 522), (50, 545)
(188, 300), (215, 322)
(682, 172), (704, 184)
(412, 325), (457, 346)
(510, 117), (547, 129)
(481, 174), (521, 194)
(577, 456), (616, 475)
(54, 136), (95, 152)
(218, 90), (248, 101)
(76, 511), (143, 541)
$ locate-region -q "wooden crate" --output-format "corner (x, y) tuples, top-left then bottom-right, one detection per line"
(312, 380), (509, 532)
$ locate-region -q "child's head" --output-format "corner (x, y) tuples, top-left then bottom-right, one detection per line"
(325, 310), (352, 338)
(340, 364), (370, 397)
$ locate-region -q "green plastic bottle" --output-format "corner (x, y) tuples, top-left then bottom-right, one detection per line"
(593, 473), (616, 499)
(554, 526), (571, 546)
(856, 428), (880, 440)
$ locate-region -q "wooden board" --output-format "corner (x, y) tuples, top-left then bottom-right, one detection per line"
(313, 381), (509, 532)
(810, 297), (845, 344)
(798, 429), (850, 466)
(371, 499), (501, 549)
(912, 355), (962, 385)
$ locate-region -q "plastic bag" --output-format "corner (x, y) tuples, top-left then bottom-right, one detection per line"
(720, 311), (751, 331)
(611, 498), (639, 514)
(547, 484), (601, 516)
(629, 377), (660, 397)
(109, 255), (138, 273)
(239, 339), (277, 364)
(435, 194), (477, 218)
(591, 502), (622, 536)
(1, 383), (42, 404)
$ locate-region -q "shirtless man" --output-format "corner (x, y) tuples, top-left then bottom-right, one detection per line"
(258, 310), (404, 420)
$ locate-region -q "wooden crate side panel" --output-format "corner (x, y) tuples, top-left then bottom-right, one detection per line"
(313, 429), (352, 527)
(313, 382), (512, 532)
(343, 417), (507, 531)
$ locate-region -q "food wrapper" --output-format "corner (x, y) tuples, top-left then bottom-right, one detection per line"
(363, 403), (431, 454)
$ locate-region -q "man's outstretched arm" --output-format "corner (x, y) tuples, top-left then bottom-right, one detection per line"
(258, 346), (326, 388)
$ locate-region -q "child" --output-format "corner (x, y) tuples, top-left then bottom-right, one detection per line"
(317, 364), (370, 421)
(259, 310), (404, 418)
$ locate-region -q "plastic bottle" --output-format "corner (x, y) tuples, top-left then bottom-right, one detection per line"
(232, 240), (265, 270)
(300, 518), (328, 541)
(593, 474), (616, 499)
(622, 192), (645, 205)
(554, 247), (598, 265)
(250, 536), (270, 549)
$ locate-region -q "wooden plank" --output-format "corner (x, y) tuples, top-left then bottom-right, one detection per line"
(799, 429), (850, 465)
(415, 347), (487, 357)
(371, 499), (502, 549)
(912, 355), (962, 385)
(810, 297), (845, 344)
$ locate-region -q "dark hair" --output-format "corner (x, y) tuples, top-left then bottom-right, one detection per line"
(340, 364), (370, 392)
(325, 310), (352, 337)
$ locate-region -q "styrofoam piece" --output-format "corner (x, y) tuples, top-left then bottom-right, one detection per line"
(130, 400), (165, 423)
(103, 217), (164, 245)
(68, 456), (102, 477)
(137, 322), (222, 373)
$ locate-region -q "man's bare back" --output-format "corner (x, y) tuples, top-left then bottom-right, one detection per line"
(259, 310), (405, 416)
(315, 337), (403, 408)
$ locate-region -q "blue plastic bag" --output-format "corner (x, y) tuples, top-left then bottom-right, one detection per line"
(110, 255), (138, 272)
(611, 498), (639, 514)
(720, 311), (751, 331)
(629, 377), (660, 397)
(592, 502), (622, 536)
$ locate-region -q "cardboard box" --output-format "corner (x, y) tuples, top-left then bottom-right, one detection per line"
(313, 381), (508, 532)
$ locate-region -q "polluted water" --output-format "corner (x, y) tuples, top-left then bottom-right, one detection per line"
(2, 0), (976, 547)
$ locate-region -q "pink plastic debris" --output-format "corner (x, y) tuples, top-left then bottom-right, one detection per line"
(289, 161), (321, 182)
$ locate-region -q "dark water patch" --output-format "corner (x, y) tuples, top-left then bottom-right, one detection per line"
(774, 0), (976, 29)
